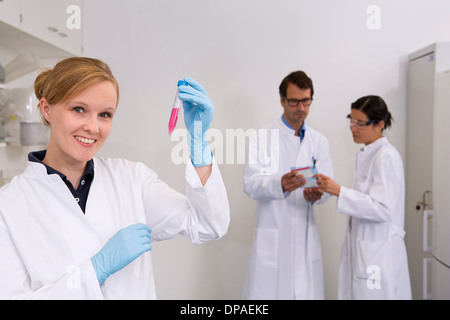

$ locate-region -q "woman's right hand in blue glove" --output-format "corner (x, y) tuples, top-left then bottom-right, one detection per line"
(91, 223), (152, 285)
(178, 77), (215, 167)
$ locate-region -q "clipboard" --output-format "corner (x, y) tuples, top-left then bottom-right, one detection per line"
(291, 166), (318, 188)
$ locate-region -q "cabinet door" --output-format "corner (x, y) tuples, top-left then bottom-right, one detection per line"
(0, 0), (21, 28)
(432, 71), (450, 268)
(405, 52), (436, 299)
(20, 0), (83, 56)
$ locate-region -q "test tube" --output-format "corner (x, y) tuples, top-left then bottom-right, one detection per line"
(168, 80), (188, 135)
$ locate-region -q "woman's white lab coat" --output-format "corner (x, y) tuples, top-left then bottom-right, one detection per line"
(242, 118), (334, 299)
(0, 157), (229, 299)
(336, 137), (411, 299)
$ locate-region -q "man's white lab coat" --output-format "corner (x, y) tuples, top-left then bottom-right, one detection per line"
(242, 118), (334, 299)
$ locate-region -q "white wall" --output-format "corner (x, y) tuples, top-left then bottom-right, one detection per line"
(82, 0), (450, 299)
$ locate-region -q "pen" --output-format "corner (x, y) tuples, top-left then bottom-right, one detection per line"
(312, 156), (316, 167)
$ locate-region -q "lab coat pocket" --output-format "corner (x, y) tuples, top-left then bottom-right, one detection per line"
(353, 239), (394, 299)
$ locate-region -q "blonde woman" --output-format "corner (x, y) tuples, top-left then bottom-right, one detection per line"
(0, 57), (229, 299)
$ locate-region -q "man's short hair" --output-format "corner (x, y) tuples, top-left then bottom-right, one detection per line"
(279, 71), (314, 99)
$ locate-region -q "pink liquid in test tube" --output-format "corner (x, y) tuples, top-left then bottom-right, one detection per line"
(168, 80), (187, 135)
(168, 107), (179, 135)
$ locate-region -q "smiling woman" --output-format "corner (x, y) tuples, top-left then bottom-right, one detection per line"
(40, 81), (117, 167)
(34, 58), (119, 186)
(0, 57), (230, 299)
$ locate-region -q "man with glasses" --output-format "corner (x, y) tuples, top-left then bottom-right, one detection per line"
(242, 70), (334, 300)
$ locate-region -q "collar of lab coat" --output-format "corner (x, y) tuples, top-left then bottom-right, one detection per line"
(277, 117), (308, 139)
(24, 158), (96, 182)
(359, 136), (388, 153)
(281, 115), (306, 141)
(24, 160), (55, 179)
(28, 150), (94, 180)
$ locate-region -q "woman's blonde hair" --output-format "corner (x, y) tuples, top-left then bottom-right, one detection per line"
(34, 57), (119, 125)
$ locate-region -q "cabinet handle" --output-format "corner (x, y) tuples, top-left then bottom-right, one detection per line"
(423, 210), (433, 252)
(58, 32), (68, 38)
(48, 26), (58, 33)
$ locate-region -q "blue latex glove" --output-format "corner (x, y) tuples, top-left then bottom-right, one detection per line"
(178, 77), (215, 167)
(91, 223), (152, 285)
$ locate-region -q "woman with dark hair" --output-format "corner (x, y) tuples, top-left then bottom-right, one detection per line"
(314, 95), (411, 300)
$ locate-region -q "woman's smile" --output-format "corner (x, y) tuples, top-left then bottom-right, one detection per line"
(74, 135), (97, 146)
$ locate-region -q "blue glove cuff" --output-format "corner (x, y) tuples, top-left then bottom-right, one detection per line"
(91, 253), (110, 286)
(188, 120), (213, 167)
(191, 144), (213, 167)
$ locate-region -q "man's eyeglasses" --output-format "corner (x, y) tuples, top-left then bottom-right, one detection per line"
(347, 114), (375, 129)
(284, 97), (313, 107)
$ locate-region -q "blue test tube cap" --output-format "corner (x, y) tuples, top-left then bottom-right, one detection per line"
(177, 80), (188, 87)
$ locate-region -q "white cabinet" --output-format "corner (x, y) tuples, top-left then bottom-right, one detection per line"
(406, 42), (450, 300)
(0, 0), (21, 29)
(0, 0), (83, 56)
(20, 0), (83, 56)
(430, 70), (450, 300)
